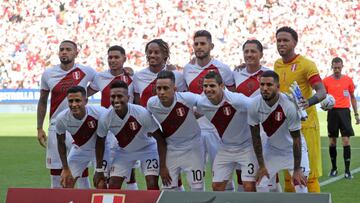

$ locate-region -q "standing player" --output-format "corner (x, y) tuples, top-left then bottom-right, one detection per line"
(196, 71), (257, 192)
(94, 81), (160, 190)
(56, 86), (107, 188)
(248, 70), (309, 193)
(323, 57), (360, 179)
(183, 30), (235, 190)
(147, 70), (205, 191)
(133, 39), (186, 107)
(274, 26), (326, 192)
(87, 45), (138, 190)
(37, 40), (96, 188)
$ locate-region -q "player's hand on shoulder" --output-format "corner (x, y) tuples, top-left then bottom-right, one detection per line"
(160, 165), (172, 186)
(165, 64), (177, 71)
(255, 166), (269, 185)
(37, 128), (47, 148)
(234, 63), (246, 72)
(124, 67), (134, 76)
(292, 168), (307, 187)
(60, 167), (75, 188)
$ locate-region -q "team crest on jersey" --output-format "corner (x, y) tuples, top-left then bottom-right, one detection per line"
(129, 122), (138, 131)
(275, 111), (283, 121)
(291, 64), (297, 72)
(223, 106), (232, 116)
(176, 107), (186, 117)
(87, 120), (96, 129)
(72, 71), (81, 80)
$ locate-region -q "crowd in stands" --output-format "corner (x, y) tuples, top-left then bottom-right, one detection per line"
(0, 0), (359, 93)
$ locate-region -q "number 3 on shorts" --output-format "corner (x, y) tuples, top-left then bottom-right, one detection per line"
(145, 159), (159, 169)
(248, 163), (255, 175)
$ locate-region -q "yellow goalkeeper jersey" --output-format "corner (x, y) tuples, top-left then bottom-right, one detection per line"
(274, 55), (320, 129)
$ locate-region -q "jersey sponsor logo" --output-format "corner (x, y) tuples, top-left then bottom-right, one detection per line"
(129, 121), (138, 131)
(211, 102), (236, 138)
(161, 102), (189, 138)
(262, 104), (286, 137)
(188, 65), (220, 94)
(291, 64), (297, 72)
(176, 107), (186, 117)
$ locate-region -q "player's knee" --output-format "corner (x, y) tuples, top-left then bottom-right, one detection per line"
(108, 177), (124, 189)
(145, 175), (159, 190)
(212, 182), (226, 191)
(242, 181), (256, 192)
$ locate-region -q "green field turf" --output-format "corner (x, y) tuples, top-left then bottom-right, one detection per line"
(1, 111), (359, 203)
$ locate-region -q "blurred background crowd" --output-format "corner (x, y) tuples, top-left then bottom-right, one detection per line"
(0, 0), (359, 94)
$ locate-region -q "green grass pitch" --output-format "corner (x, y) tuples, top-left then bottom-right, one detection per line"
(0, 111), (359, 202)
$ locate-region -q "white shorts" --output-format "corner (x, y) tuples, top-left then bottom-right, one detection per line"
(110, 145), (159, 178)
(68, 147), (94, 178)
(46, 125), (73, 169)
(163, 143), (205, 190)
(258, 143), (310, 188)
(201, 129), (220, 168)
(213, 145), (257, 183)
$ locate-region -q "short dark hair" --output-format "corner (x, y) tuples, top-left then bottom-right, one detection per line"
(261, 70), (279, 84)
(108, 45), (126, 55)
(242, 39), (263, 52)
(145, 39), (170, 62)
(110, 80), (128, 90)
(331, 57), (343, 65)
(204, 71), (223, 85)
(194, 30), (212, 42)
(156, 70), (175, 83)
(67, 86), (86, 97)
(61, 40), (77, 50)
(276, 26), (298, 43)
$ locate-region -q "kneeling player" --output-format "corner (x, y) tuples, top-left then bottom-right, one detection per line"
(196, 71), (257, 192)
(56, 86), (107, 188)
(147, 70), (205, 191)
(248, 71), (309, 193)
(94, 81), (160, 190)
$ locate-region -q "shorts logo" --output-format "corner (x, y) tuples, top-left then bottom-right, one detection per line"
(176, 107), (186, 117)
(129, 122), (138, 131)
(72, 71), (81, 80)
(275, 111), (283, 121)
(223, 106), (232, 116)
(87, 120), (96, 129)
(291, 64), (297, 72)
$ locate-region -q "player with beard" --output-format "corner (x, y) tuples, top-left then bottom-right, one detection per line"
(37, 40), (96, 188)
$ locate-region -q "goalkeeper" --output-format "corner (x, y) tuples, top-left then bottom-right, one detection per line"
(323, 57), (360, 179)
(274, 26), (326, 192)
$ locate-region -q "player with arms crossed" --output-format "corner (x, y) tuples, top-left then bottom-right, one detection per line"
(94, 81), (160, 190)
(248, 70), (309, 193)
(184, 30), (236, 191)
(196, 71), (257, 192)
(147, 70), (205, 191)
(37, 40), (96, 188)
(87, 45), (138, 189)
(56, 86), (107, 188)
(274, 26), (326, 192)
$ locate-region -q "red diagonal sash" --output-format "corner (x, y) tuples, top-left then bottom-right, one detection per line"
(188, 65), (219, 94)
(262, 104), (286, 137)
(140, 79), (157, 107)
(115, 115), (142, 148)
(101, 74), (133, 108)
(210, 102), (236, 138)
(72, 115), (98, 147)
(160, 102), (189, 138)
(50, 68), (86, 118)
(236, 70), (263, 97)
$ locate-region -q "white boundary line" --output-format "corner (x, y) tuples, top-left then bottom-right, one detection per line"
(320, 167), (360, 187)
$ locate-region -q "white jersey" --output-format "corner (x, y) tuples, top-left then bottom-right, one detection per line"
(247, 93), (302, 152)
(55, 105), (107, 150)
(233, 66), (269, 97)
(184, 59), (235, 130)
(133, 67), (187, 107)
(147, 92), (201, 151)
(89, 69), (134, 108)
(196, 90), (252, 149)
(40, 63), (96, 122)
(97, 103), (158, 152)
